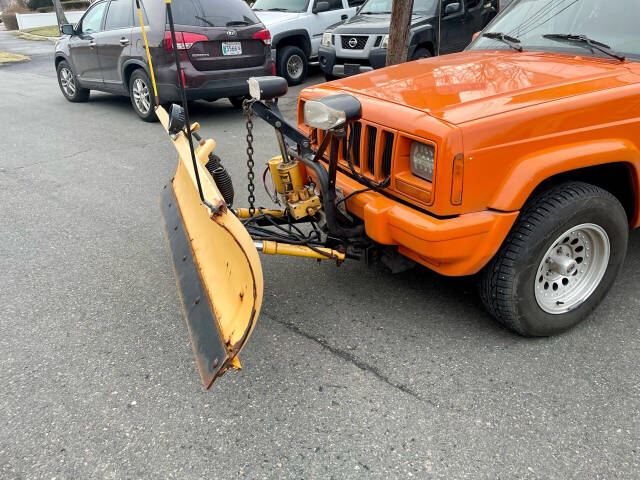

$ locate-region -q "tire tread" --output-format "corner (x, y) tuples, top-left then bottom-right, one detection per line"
(479, 181), (623, 336)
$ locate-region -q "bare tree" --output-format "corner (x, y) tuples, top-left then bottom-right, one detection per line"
(52, 0), (69, 26)
(386, 0), (415, 66)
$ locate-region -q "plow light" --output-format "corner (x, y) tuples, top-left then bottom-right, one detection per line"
(167, 104), (186, 136)
(248, 76), (288, 101)
(303, 94), (362, 131)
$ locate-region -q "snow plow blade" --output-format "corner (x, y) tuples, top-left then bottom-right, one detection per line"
(158, 106), (263, 389)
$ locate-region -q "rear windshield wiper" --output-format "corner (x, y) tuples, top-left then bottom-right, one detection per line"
(195, 15), (215, 27)
(482, 32), (523, 52)
(543, 34), (626, 61)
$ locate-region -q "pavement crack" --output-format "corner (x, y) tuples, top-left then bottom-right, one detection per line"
(276, 318), (425, 402)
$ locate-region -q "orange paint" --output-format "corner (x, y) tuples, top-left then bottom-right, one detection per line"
(299, 51), (640, 275)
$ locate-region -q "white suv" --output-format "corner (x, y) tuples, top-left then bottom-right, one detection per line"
(253, 0), (360, 85)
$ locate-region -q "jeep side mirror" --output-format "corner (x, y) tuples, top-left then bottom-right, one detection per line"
(313, 1), (330, 14)
(60, 24), (75, 35)
(444, 2), (462, 15)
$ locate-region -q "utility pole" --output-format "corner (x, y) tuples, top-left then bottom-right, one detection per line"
(385, 0), (415, 66)
(52, 0), (70, 28)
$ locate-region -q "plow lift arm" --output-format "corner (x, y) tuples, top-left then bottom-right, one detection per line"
(147, 0), (376, 389)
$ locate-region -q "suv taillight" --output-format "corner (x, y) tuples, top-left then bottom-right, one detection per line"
(164, 31), (208, 51)
(253, 29), (271, 45)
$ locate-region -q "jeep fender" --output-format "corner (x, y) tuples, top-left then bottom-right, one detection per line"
(489, 139), (640, 224)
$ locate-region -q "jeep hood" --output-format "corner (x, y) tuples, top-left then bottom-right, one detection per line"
(329, 51), (639, 125)
(254, 11), (300, 27)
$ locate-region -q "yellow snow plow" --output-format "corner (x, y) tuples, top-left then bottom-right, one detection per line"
(150, 0), (370, 389)
(158, 105), (263, 388)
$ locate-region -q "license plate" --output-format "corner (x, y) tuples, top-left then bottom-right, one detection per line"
(344, 63), (361, 76)
(222, 42), (242, 56)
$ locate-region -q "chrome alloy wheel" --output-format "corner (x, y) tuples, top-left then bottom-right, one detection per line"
(535, 223), (610, 314)
(59, 67), (76, 97)
(132, 78), (151, 114)
(286, 54), (303, 80)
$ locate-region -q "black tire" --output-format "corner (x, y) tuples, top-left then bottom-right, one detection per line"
(411, 47), (432, 61)
(478, 181), (628, 337)
(128, 69), (158, 122)
(228, 95), (249, 109)
(56, 60), (90, 102)
(277, 45), (308, 85)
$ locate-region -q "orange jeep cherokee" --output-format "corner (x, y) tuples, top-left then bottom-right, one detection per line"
(297, 0), (640, 336)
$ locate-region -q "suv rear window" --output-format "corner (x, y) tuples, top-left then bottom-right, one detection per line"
(171, 0), (260, 27)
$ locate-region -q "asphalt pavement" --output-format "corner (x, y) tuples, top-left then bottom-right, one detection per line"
(1, 31), (639, 479)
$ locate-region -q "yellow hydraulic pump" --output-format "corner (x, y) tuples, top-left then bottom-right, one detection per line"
(267, 156), (322, 220)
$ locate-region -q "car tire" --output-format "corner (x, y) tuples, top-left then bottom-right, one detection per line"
(277, 46), (308, 85)
(56, 60), (90, 102)
(478, 181), (628, 337)
(129, 69), (158, 122)
(411, 47), (432, 61)
(228, 95), (249, 109)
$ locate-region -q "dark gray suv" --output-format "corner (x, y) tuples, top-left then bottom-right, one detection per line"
(54, 0), (274, 120)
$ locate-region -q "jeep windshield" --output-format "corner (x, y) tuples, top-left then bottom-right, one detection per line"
(359, 0), (437, 15)
(253, 0), (309, 13)
(469, 0), (640, 62)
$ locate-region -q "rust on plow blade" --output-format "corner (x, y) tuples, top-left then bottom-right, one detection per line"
(157, 106), (263, 389)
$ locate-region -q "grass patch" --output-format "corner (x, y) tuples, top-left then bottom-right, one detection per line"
(24, 26), (61, 37)
(10, 30), (48, 41)
(10, 25), (61, 41)
(0, 50), (30, 64)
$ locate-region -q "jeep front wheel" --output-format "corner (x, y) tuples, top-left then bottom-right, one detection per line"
(479, 182), (628, 337)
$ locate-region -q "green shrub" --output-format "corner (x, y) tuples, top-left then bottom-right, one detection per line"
(61, 0), (89, 9)
(27, 0), (52, 11)
(36, 0), (88, 12)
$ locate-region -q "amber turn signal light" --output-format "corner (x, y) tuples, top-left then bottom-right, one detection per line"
(451, 153), (464, 205)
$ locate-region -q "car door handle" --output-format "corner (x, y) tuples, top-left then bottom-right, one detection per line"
(119, 38), (130, 46)
(89, 40), (96, 48)
(341, 14), (348, 20)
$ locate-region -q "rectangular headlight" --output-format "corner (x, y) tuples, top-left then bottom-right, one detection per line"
(410, 142), (435, 182)
(321, 32), (333, 47)
(304, 99), (346, 130)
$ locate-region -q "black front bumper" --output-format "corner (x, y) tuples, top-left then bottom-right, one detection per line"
(318, 46), (388, 78)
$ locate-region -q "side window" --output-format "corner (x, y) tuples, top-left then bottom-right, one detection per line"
(133, 3), (149, 26)
(105, 0), (133, 30)
(79, 1), (107, 34)
(348, 0), (365, 6)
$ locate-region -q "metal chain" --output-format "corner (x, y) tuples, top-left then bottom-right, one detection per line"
(243, 99), (256, 217)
